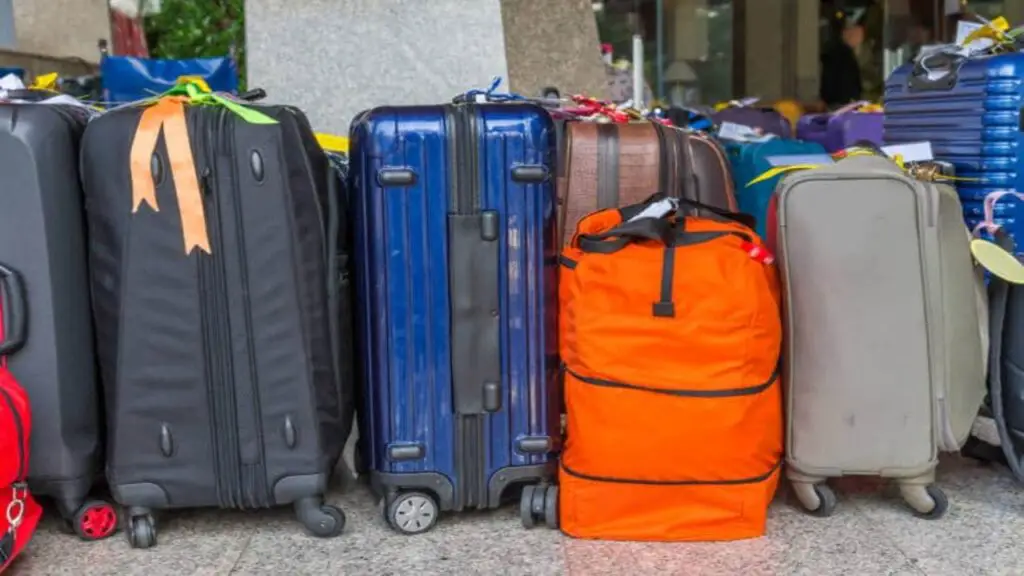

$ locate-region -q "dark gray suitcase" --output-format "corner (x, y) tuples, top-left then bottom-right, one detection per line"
(80, 101), (354, 548)
(0, 102), (118, 540)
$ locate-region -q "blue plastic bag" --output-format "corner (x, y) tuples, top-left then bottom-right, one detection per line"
(101, 56), (238, 104)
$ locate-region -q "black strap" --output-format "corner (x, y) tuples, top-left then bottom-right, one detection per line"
(675, 197), (757, 231)
(577, 217), (676, 254)
(653, 245), (676, 318)
(986, 229), (1024, 481)
(0, 262), (27, 357)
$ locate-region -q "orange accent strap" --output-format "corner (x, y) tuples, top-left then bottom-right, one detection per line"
(129, 98), (211, 255)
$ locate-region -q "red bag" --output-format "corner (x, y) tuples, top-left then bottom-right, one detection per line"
(0, 263), (41, 572)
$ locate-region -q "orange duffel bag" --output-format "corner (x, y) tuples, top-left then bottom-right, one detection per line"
(558, 196), (783, 542)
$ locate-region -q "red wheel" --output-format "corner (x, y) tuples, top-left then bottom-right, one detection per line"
(73, 500), (119, 541)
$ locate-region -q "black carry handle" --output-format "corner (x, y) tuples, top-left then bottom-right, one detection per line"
(908, 52), (963, 92)
(237, 88), (267, 102)
(0, 263), (27, 357)
(675, 197), (758, 232)
(577, 215), (677, 254)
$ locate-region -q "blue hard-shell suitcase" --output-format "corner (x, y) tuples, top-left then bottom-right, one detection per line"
(885, 52), (1024, 250)
(349, 103), (561, 534)
(724, 139), (828, 238)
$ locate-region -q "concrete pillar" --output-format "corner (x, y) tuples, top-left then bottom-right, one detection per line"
(742, 0), (786, 101)
(793, 0), (819, 101)
(500, 0), (606, 98)
(246, 0), (607, 136)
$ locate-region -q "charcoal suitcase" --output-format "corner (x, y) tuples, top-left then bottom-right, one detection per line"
(80, 100), (354, 548)
(349, 102), (561, 534)
(0, 103), (119, 540)
(885, 52), (1024, 253)
(776, 155), (986, 519)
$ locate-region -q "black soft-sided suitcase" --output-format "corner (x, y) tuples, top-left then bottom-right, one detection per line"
(0, 102), (119, 541)
(80, 99), (354, 548)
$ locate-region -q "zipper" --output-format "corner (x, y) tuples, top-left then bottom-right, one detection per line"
(445, 102), (486, 509)
(0, 387), (25, 480)
(220, 109), (269, 507)
(196, 108), (245, 508)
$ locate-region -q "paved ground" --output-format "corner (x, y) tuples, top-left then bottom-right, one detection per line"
(9, 454), (1024, 576)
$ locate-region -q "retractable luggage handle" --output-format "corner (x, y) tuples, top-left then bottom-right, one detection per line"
(0, 263), (27, 358)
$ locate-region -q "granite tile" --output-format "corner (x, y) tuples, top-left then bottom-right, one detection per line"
(245, 0), (510, 136)
(8, 506), (253, 576)
(500, 0), (607, 98)
(850, 455), (1024, 576)
(563, 499), (921, 576)
(228, 483), (566, 575)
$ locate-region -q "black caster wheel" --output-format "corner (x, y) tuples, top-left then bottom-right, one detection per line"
(295, 497), (346, 538)
(543, 485), (559, 529)
(73, 500), (119, 541)
(809, 484), (837, 518)
(306, 505), (346, 538)
(520, 485), (537, 529)
(386, 491), (438, 535)
(125, 514), (157, 549)
(911, 485), (949, 520)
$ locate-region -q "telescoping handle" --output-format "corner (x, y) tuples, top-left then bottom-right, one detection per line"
(0, 263), (27, 358)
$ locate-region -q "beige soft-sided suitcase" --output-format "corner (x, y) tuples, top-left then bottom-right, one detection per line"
(776, 155), (986, 519)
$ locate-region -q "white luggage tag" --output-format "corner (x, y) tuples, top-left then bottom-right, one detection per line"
(717, 121), (775, 143)
(626, 198), (678, 223)
(880, 141), (934, 163)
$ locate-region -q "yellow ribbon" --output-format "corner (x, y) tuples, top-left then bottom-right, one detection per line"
(747, 148), (979, 187)
(963, 16), (1011, 46)
(175, 75), (212, 94)
(29, 72), (58, 91)
(315, 132), (349, 153)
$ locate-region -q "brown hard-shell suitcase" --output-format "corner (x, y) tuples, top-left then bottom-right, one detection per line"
(556, 121), (736, 246)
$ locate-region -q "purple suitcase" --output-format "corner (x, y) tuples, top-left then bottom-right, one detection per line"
(796, 103), (883, 152)
(712, 106), (792, 138)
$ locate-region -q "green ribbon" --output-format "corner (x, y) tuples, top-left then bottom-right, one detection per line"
(141, 81), (278, 126)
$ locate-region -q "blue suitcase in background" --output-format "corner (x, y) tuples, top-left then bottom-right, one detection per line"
(349, 103), (561, 535)
(724, 139), (828, 238)
(885, 52), (1024, 250)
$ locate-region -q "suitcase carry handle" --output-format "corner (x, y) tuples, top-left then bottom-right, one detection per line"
(908, 52), (963, 92)
(237, 88), (267, 102)
(0, 263), (27, 357)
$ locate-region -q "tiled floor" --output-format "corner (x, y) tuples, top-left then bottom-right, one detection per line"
(9, 455), (1024, 576)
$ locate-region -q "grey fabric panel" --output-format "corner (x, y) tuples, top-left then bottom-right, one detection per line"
(447, 212), (501, 415)
(779, 157), (936, 476)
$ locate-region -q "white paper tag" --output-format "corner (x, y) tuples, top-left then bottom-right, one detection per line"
(717, 121), (775, 143)
(881, 141), (934, 162)
(729, 96), (760, 108)
(766, 155), (836, 167)
(0, 73), (25, 92)
(955, 20), (995, 54)
(627, 198), (677, 223)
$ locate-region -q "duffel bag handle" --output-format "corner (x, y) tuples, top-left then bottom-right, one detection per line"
(576, 215), (676, 254)
(0, 263), (27, 357)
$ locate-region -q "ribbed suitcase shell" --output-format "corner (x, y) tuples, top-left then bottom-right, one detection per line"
(80, 104), (352, 533)
(776, 156), (985, 511)
(0, 104), (102, 518)
(349, 103), (560, 520)
(884, 53), (1024, 252)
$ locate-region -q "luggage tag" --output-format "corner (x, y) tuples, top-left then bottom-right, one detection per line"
(717, 122), (775, 143)
(879, 141), (933, 163)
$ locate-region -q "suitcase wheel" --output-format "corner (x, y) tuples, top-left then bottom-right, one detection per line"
(125, 511), (157, 549)
(791, 481), (837, 518)
(519, 484), (559, 529)
(901, 483), (949, 520)
(385, 491), (438, 535)
(294, 497), (347, 538)
(72, 500), (119, 541)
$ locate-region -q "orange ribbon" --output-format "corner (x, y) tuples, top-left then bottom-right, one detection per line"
(129, 97), (211, 255)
